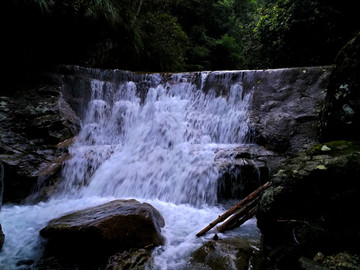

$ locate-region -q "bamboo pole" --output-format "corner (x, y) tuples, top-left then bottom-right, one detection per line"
(216, 197), (259, 233)
(196, 182), (269, 237)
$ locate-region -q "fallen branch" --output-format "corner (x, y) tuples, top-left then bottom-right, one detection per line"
(218, 206), (257, 232)
(196, 182), (269, 237)
(217, 197), (259, 233)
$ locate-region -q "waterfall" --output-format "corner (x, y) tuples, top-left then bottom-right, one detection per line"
(59, 72), (253, 206)
(0, 71), (259, 270)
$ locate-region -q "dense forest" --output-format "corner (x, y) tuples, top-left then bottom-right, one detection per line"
(3, 0), (360, 75)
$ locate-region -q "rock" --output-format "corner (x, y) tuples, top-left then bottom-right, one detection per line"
(40, 199), (165, 262)
(189, 238), (266, 270)
(104, 249), (152, 270)
(256, 140), (360, 268)
(0, 83), (79, 203)
(246, 66), (331, 154)
(0, 161), (3, 207)
(322, 252), (360, 270)
(299, 257), (329, 270)
(215, 144), (282, 201)
(320, 32), (360, 141)
(0, 161), (4, 250)
(0, 224), (4, 251)
(36, 248), (152, 270)
(34, 256), (80, 270)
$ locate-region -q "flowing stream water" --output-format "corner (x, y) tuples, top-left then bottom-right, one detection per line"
(0, 72), (261, 269)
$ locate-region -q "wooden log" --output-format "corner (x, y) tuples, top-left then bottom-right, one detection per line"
(216, 196), (259, 233)
(195, 182), (269, 237)
(217, 206), (257, 233)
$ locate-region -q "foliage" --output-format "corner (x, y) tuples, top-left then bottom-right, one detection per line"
(140, 13), (189, 71)
(250, 0), (360, 68)
(4, 0), (360, 74)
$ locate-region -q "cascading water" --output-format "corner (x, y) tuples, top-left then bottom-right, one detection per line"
(0, 71), (260, 269)
(60, 72), (252, 205)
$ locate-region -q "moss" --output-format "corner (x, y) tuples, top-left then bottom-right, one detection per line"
(323, 252), (360, 270)
(309, 140), (360, 156)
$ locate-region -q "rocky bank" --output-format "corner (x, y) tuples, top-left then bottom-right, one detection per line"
(255, 32), (360, 269)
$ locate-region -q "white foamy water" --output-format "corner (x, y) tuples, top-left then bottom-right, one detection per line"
(0, 72), (259, 269)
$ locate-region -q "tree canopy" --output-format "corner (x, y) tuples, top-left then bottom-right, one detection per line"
(3, 0), (360, 74)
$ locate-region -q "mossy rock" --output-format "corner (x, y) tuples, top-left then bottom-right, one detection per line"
(188, 238), (266, 270)
(257, 140), (360, 265)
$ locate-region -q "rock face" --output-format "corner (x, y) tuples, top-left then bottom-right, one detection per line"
(246, 66), (330, 154)
(0, 82), (79, 203)
(320, 32), (360, 141)
(40, 199), (165, 261)
(256, 141), (360, 268)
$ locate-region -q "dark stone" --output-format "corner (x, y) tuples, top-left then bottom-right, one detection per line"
(0, 224), (4, 251)
(215, 144), (281, 201)
(0, 82), (79, 203)
(189, 238), (267, 270)
(40, 199), (165, 263)
(256, 140), (360, 268)
(104, 249), (152, 270)
(0, 161), (4, 250)
(35, 256), (81, 270)
(16, 259), (35, 266)
(320, 32), (360, 141)
(246, 66), (331, 154)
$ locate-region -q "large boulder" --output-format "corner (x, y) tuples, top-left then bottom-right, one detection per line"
(40, 199), (165, 262)
(256, 141), (360, 268)
(320, 32), (360, 141)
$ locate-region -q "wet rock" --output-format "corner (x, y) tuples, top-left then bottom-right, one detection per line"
(0, 224), (4, 251)
(189, 238), (266, 270)
(35, 256), (82, 270)
(0, 83), (79, 203)
(246, 66), (331, 154)
(40, 199), (165, 262)
(215, 144), (282, 201)
(256, 140), (360, 268)
(104, 249), (152, 270)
